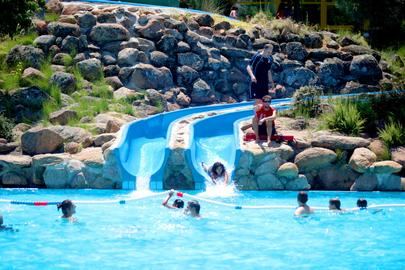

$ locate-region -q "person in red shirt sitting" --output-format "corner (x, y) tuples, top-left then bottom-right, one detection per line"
(252, 95), (277, 146)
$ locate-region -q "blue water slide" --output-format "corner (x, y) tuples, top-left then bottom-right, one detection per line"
(186, 99), (292, 189)
(114, 102), (253, 190)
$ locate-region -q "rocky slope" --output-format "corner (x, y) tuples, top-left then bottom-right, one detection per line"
(0, 0), (403, 190)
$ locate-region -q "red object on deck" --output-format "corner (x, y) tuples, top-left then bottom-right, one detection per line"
(243, 132), (295, 142)
(34, 202), (48, 206)
(176, 192), (183, 197)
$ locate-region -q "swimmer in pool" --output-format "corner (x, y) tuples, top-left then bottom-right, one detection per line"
(329, 198), (342, 212)
(357, 198), (367, 209)
(162, 190), (184, 209)
(201, 161), (229, 185)
(184, 200), (201, 218)
(294, 191), (314, 216)
(57, 200), (77, 222)
(0, 212), (16, 232)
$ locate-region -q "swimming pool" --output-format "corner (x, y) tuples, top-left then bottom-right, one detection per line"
(1, 189), (404, 269)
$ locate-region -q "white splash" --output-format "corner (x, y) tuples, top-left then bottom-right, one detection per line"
(198, 181), (239, 198)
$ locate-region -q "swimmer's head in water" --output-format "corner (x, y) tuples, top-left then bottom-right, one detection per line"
(173, 199), (184, 209)
(57, 200), (76, 217)
(297, 191), (308, 204)
(329, 198), (341, 210)
(187, 200), (201, 215)
(357, 198), (367, 209)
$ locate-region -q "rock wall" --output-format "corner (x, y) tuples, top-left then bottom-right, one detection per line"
(236, 119), (404, 191)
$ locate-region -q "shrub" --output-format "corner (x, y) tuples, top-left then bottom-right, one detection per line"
(292, 86), (323, 117)
(378, 120), (405, 148)
(0, 114), (14, 141)
(0, 0), (44, 37)
(322, 99), (365, 136)
(188, 0), (225, 14)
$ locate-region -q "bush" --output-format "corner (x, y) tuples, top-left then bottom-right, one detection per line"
(322, 99), (365, 136)
(188, 0), (225, 14)
(378, 120), (405, 148)
(292, 86), (323, 117)
(0, 0), (45, 37)
(0, 114), (14, 141)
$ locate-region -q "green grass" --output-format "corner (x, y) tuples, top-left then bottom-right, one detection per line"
(44, 12), (59, 23)
(336, 29), (369, 47)
(321, 99), (365, 136)
(378, 120), (405, 148)
(380, 45), (405, 85)
(0, 32), (37, 55)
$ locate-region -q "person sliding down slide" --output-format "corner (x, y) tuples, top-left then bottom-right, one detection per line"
(201, 161), (229, 185)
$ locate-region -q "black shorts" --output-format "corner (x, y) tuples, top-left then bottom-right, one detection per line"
(250, 82), (268, 99)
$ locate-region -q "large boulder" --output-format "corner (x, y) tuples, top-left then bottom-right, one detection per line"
(391, 147), (405, 168)
(377, 174), (401, 191)
(350, 173), (378, 191)
(21, 67), (45, 84)
(177, 52), (204, 71)
(294, 147), (337, 172)
(129, 63), (173, 90)
(303, 33), (322, 48)
(138, 19), (165, 40)
(284, 174), (311, 190)
(50, 72), (76, 94)
(76, 12), (97, 30)
(286, 42), (308, 61)
(150, 51), (170, 68)
(276, 162), (299, 179)
(194, 14), (214, 27)
(370, 161), (402, 174)
(48, 22), (80, 37)
(76, 59), (103, 81)
(157, 34), (178, 54)
(349, 147), (377, 173)
(33, 35), (56, 53)
(191, 79), (217, 104)
(0, 155), (32, 186)
(256, 173), (284, 190)
(8, 86), (47, 110)
(6, 45), (45, 69)
(117, 48), (147, 67)
(48, 125), (92, 144)
(341, 45), (380, 61)
(21, 127), (64, 155)
(32, 153), (67, 185)
(281, 67), (318, 88)
(90, 24), (130, 45)
(49, 109), (78, 125)
(176, 65), (199, 86)
(318, 58), (345, 87)
(350, 55), (383, 83)
(311, 135), (370, 150)
(318, 164), (358, 190)
(93, 133), (116, 147)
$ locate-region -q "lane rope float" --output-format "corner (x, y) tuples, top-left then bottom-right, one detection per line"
(1, 190), (405, 210)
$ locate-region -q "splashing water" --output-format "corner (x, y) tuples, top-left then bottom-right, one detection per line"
(135, 176), (151, 193)
(198, 181), (239, 198)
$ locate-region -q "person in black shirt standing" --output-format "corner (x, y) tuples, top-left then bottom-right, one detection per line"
(246, 44), (275, 100)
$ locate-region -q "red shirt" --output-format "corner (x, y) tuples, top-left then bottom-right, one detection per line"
(255, 103), (275, 121)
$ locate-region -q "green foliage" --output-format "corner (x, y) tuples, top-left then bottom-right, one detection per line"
(44, 12), (59, 22)
(380, 46), (405, 85)
(322, 99), (365, 136)
(0, 0), (45, 37)
(336, 30), (369, 47)
(250, 11), (273, 25)
(188, 0), (225, 14)
(0, 114), (14, 141)
(378, 120), (405, 148)
(292, 86), (323, 117)
(0, 62), (24, 91)
(335, 0), (405, 48)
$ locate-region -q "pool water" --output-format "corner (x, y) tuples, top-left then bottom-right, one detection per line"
(0, 189), (404, 270)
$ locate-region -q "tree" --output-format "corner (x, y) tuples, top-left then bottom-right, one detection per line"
(335, 0), (405, 48)
(0, 0), (45, 38)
